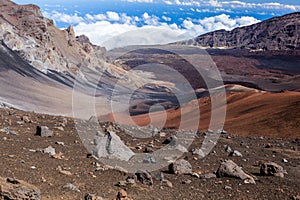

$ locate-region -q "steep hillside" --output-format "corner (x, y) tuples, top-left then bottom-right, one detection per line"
(190, 12), (300, 51)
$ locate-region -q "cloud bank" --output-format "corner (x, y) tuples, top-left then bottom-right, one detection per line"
(44, 10), (261, 50)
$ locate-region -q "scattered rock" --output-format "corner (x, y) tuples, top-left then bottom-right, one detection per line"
(200, 173), (217, 179)
(282, 158), (288, 163)
(116, 189), (128, 200)
(224, 185), (233, 190)
(134, 170), (153, 186)
(144, 147), (154, 153)
(22, 116), (31, 123)
(159, 132), (167, 137)
(55, 141), (65, 146)
(163, 136), (177, 145)
(260, 162), (285, 178)
(55, 126), (64, 131)
(0, 177), (40, 200)
(36, 126), (53, 137)
(182, 179), (192, 184)
(216, 160), (255, 184)
(58, 166), (72, 176)
(169, 159), (192, 175)
(85, 193), (103, 200)
(63, 183), (80, 192)
(292, 195), (300, 200)
(42, 146), (56, 156)
(151, 172), (164, 181)
(229, 150), (243, 157)
(143, 155), (157, 164)
(192, 148), (205, 158)
(225, 145), (232, 153)
(0, 127), (17, 135)
(162, 179), (173, 188)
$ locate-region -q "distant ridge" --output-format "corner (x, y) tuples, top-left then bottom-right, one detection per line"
(185, 12), (300, 51)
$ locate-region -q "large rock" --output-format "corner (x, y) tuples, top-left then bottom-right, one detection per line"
(36, 126), (53, 137)
(169, 159), (192, 175)
(0, 177), (40, 200)
(93, 128), (135, 162)
(216, 160), (255, 184)
(260, 162), (285, 178)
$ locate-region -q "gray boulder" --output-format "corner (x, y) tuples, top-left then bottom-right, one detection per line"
(36, 126), (53, 137)
(216, 160), (255, 184)
(93, 130), (135, 162)
(169, 159), (192, 175)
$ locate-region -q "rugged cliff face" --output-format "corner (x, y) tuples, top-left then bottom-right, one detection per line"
(0, 0), (106, 75)
(189, 12), (300, 51)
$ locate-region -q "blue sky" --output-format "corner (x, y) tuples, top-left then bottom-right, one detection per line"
(14, 0), (300, 49)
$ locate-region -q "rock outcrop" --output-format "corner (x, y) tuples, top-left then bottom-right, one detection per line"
(187, 12), (300, 51)
(0, 0), (106, 74)
(0, 177), (40, 200)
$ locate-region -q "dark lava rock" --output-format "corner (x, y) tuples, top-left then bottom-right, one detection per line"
(260, 162), (285, 177)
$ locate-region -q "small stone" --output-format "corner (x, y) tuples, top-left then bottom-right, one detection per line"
(159, 132), (167, 137)
(0, 127), (17, 135)
(42, 146), (56, 156)
(143, 156), (156, 164)
(85, 193), (103, 200)
(292, 195), (300, 200)
(229, 150), (243, 157)
(225, 145), (232, 153)
(192, 149), (205, 158)
(163, 136), (177, 146)
(200, 173), (217, 179)
(63, 183), (80, 192)
(22, 116), (31, 123)
(260, 162), (285, 177)
(134, 170), (153, 186)
(169, 159), (192, 175)
(55, 141), (65, 146)
(144, 147), (154, 153)
(162, 179), (173, 188)
(151, 172), (164, 181)
(55, 126), (64, 131)
(116, 189), (127, 200)
(30, 166), (37, 170)
(282, 158), (288, 163)
(224, 185), (232, 190)
(36, 126), (53, 137)
(182, 179), (192, 184)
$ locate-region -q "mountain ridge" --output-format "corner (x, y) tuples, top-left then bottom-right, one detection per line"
(185, 12), (300, 51)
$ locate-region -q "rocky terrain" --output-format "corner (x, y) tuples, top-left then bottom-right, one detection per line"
(0, 107), (299, 199)
(185, 12), (300, 51)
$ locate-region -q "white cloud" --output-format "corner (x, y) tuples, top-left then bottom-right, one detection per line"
(162, 15), (172, 21)
(106, 11), (120, 21)
(44, 10), (260, 50)
(161, 0), (300, 11)
(44, 11), (84, 24)
(74, 21), (185, 50)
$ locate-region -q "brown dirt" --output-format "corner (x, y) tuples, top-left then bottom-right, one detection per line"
(105, 91), (300, 138)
